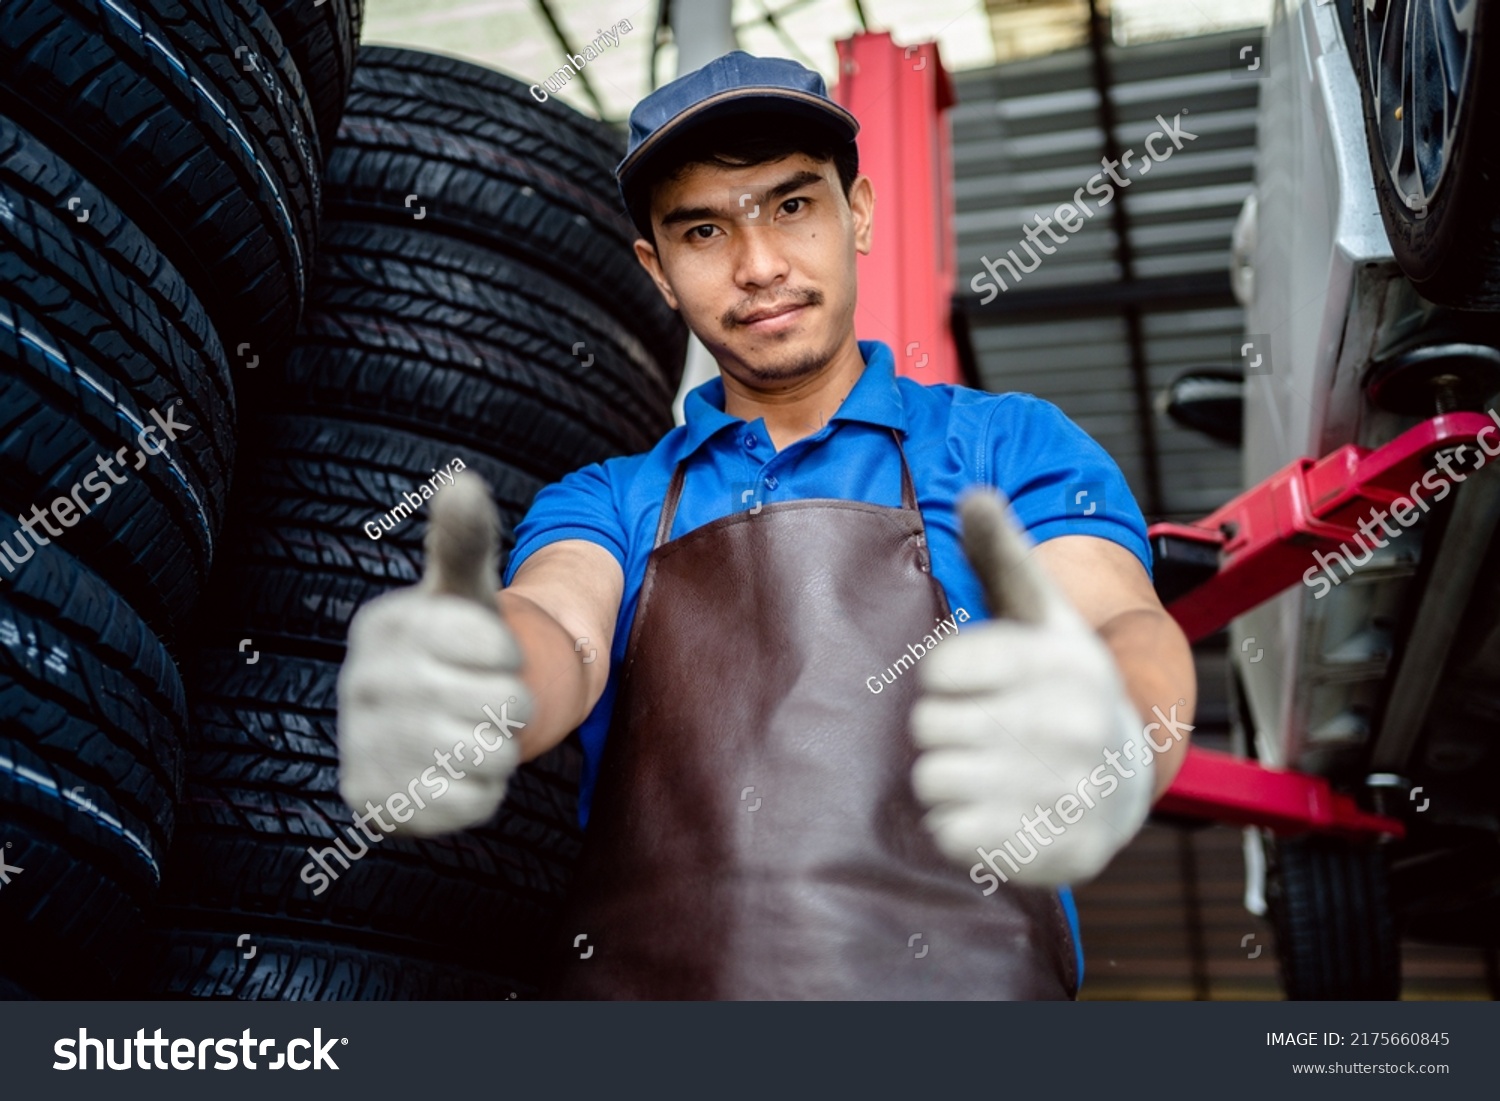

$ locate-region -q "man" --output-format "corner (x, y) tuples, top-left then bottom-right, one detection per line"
(337, 51), (1196, 999)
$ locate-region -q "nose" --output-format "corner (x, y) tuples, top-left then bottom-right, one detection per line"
(731, 219), (790, 290)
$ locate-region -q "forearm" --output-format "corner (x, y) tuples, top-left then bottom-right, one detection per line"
(1097, 607), (1196, 797)
(497, 590), (608, 762)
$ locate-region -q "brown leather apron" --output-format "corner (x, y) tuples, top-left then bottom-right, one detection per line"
(550, 429), (1077, 999)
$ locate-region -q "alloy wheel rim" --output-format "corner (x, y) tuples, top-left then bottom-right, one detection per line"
(1360, 0), (1475, 215)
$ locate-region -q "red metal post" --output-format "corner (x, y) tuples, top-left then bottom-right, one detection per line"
(833, 32), (962, 384)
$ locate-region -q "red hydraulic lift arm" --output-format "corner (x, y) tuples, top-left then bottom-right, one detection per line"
(1155, 746), (1408, 838)
(1148, 412), (1497, 838)
(1154, 411), (1495, 642)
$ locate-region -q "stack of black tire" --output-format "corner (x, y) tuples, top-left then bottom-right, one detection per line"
(125, 49), (685, 999)
(0, 0), (363, 997)
(2, 6), (684, 998)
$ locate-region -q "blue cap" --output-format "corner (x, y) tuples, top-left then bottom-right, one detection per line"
(617, 51), (858, 228)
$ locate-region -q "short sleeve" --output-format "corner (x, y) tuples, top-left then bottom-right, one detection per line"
(984, 394), (1152, 576)
(501, 461), (627, 585)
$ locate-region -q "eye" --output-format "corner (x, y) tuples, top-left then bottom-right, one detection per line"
(780, 196), (809, 215)
(686, 224), (720, 241)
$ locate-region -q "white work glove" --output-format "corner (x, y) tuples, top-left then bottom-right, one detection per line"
(911, 490), (1157, 887)
(336, 471), (527, 838)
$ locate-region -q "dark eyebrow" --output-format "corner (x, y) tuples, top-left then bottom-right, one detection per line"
(657, 169), (828, 230)
(763, 169), (825, 202)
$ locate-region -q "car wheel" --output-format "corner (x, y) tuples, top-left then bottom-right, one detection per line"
(1267, 833), (1402, 999)
(1347, 0), (1500, 308)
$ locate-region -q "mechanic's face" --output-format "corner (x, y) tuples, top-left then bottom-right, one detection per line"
(634, 153), (874, 390)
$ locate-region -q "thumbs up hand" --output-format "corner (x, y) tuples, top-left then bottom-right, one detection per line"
(336, 472), (527, 838)
(910, 490), (1155, 887)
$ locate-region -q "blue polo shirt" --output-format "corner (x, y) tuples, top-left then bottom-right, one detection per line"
(504, 339), (1151, 826)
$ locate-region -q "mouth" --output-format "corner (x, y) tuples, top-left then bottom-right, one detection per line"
(737, 302), (809, 333)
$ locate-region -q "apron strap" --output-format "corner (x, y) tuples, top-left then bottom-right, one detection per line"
(891, 427), (920, 512)
(654, 426), (920, 550)
(655, 461), (689, 549)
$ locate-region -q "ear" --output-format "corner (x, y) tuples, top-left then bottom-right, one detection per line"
(633, 237), (680, 311)
(849, 174), (875, 256)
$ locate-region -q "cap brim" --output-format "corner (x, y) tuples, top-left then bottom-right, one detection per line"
(616, 86), (859, 194)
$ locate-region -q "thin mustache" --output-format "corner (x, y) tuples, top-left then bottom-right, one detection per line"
(725, 290), (822, 327)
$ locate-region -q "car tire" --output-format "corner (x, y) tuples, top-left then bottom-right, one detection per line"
(283, 220), (677, 473)
(258, 0), (365, 158)
(131, 649), (582, 999)
(0, 541), (187, 995)
(0, 0), (322, 358)
(130, 930), (533, 999)
(1268, 833), (1402, 999)
(1347, 0), (1500, 308)
(193, 414), (543, 654)
(0, 116), (234, 632)
(327, 47), (686, 380)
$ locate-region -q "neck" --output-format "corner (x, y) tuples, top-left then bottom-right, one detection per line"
(720, 333), (865, 451)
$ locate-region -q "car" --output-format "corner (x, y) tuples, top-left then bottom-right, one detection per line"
(1162, 0), (1500, 999)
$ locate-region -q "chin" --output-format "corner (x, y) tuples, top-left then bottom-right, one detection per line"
(737, 343), (826, 385)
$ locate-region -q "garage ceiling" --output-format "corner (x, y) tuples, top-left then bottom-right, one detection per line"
(361, 0), (1270, 121)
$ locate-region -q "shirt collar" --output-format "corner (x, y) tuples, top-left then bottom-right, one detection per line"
(677, 339), (906, 459)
